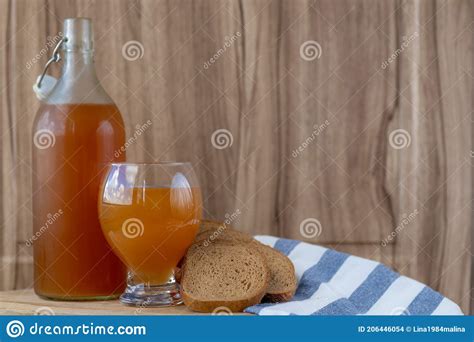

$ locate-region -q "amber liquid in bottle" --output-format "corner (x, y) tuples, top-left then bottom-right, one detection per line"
(32, 19), (126, 300)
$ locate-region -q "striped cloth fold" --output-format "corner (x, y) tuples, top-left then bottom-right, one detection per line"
(244, 236), (463, 316)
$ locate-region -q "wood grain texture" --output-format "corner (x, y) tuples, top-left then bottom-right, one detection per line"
(385, 0), (473, 313)
(0, 0), (471, 313)
(276, 0), (398, 245)
(0, 290), (241, 315)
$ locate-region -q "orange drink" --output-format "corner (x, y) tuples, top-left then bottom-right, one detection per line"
(98, 162), (202, 306)
(32, 103), (127, 300)
(99, 187), (201, 284)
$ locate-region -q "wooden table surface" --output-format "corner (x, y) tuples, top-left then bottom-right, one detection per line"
(0, 290), (220, 315)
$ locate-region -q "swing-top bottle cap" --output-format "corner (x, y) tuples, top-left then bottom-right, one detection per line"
(63, 17), (93, 52)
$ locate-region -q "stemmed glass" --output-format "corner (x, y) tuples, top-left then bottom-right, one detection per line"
(98, 162), (202, 306)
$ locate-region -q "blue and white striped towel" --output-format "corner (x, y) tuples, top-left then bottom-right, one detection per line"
(245, 236), (463, 315)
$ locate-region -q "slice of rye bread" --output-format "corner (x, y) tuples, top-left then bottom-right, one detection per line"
(176, 220), (252, 275)
(180, 241), (269, 312)
(175, 220), (251, 283)
(250, 241), (297, 302)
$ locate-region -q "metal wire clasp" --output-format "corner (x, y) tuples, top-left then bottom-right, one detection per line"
(36, 37), (66, 88)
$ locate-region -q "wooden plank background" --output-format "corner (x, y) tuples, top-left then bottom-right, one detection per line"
(0, 0), (472, 313)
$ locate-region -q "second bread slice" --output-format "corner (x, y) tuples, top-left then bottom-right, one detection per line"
(251, 241), (297, 302)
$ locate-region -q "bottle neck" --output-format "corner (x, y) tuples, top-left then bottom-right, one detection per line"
(61, 50), (97, 81)
(46, 49), (113, 105)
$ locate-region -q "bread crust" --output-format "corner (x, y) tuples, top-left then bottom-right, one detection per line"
(262, 290), (296, 303)
(182, 290), (267, 313)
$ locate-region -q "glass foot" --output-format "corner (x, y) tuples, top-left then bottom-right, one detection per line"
(120, 282), (183, 307)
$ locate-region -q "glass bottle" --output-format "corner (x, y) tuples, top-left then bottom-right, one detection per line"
(32, 18), (126, 300)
